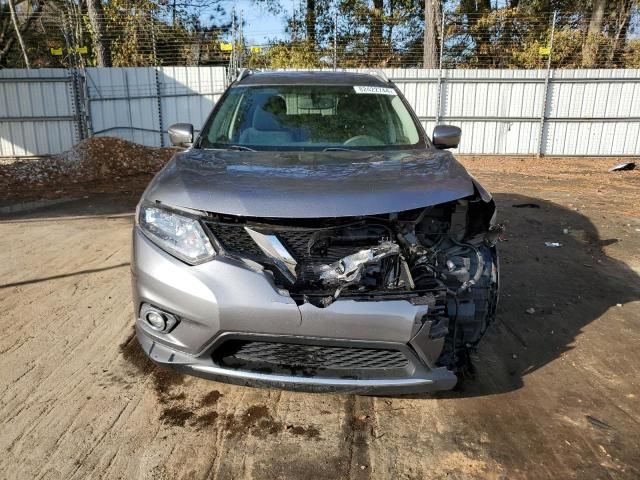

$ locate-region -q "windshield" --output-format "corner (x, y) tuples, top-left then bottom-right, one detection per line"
(198, 85), (425, 151)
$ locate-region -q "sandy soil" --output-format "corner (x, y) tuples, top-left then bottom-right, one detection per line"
(1, 153), (639, 479)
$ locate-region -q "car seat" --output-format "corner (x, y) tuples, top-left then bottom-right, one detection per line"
(337, 94), (386, 142)
(239, 95), (294, 146)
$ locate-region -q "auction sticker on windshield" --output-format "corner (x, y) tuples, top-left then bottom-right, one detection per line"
(353, 86), (397, 95)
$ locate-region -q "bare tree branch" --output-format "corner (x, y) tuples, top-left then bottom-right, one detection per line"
(7, 0), (31, 68)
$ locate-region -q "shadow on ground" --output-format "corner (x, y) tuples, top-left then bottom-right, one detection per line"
(432, 192), (640, 399)
(0, 192), (140, 221)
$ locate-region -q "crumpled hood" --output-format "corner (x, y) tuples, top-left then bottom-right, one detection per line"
(143, 148), (478, 218)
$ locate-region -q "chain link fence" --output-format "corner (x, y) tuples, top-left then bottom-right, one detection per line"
(3, 8), (639, 70)
(2, 13), (231, 68)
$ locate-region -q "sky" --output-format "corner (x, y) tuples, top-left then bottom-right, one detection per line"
(220, 0), (294, 45)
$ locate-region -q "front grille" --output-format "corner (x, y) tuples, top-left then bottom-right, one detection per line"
(203, 217), (390, 296)
(204, 221), (365, 263)
(272, 229), (313, 258)
(205, 222), (264, 257)
(214, 340), (409, 376)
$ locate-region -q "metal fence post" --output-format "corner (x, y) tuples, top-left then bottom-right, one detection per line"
(537, 11), (557, 157)
(67, 68), (81, 145)
(70, 67), (88, 141)
(81, 68), (92, 137)
(435, 10), (445, 125)
(228, 7), (237, 84)
(151, 19), (158, 66)
(154, 67), (164, 147)
(124, 71), (134, 138)
(333, 13), (338, 70)
(238, 10), (244, 70)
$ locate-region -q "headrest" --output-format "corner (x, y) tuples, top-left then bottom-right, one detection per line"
(253, 95), (287, 131)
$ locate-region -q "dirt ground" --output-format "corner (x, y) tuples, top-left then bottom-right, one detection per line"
(1, 152), (639, 479)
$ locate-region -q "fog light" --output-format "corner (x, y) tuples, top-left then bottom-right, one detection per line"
(139, 303), (179, 333)
(145, 311), (166, 331)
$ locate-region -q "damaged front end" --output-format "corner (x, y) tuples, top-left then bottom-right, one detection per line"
(203, 189), (500, 374)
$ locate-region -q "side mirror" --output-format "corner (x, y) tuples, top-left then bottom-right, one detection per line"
(168, 123), (194, 147)
(432, 125), (461, 149)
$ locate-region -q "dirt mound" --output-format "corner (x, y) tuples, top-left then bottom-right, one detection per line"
(0, 137), (175, 202)
(3, 137), (174, 184)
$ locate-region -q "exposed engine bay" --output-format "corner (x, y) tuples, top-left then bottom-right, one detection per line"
(203, 193), (501, 372)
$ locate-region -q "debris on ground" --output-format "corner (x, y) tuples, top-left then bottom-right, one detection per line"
(586, 415), (613, 430)
(608, 162), (636, 172)
(0, 137), (175, 202)
(545, 242), (562, 248)
(525, 307), (536, 314)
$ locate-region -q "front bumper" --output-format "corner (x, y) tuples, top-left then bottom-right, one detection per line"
(132, 227), (457, 394)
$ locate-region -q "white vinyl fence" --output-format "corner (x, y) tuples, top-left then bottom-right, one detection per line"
(1, 67), (639, 157)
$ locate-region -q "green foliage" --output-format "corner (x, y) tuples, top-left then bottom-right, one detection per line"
(104, 0), (158, 66)
(622, 39), (640, 68)
(548, 30), (585, 68)
(246, 41), (322, 69)
(508, 30), (583, 69)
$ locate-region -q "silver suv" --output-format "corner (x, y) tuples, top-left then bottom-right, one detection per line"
(132, 71), (500, 394)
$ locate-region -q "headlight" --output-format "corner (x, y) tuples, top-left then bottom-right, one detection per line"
(138, 204), (215, 264)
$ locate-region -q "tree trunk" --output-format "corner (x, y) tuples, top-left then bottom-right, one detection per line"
(582, 0), (607, 66)
(7, 0), (30, 68)
(305, 0), (316, 47)
(588, 0), (607, 35)
(172, 0), (177, 27)
(607, 0), (632, 67)
(86, 0), (111, 67)
(423, 0), (439, 68)
(369, 0), (384, 65)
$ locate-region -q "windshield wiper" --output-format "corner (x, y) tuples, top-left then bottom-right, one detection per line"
(323, 147), (353, 152)
(224, 145), (257, 152)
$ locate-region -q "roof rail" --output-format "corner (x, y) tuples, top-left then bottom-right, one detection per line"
(235, 68), (251, 83)
(368, 69), (391, 83)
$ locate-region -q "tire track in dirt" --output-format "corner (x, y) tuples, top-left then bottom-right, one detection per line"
(342, 395), (374, 479)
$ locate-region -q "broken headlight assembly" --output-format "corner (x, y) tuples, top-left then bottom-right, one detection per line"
(137, 203), (215, 265)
